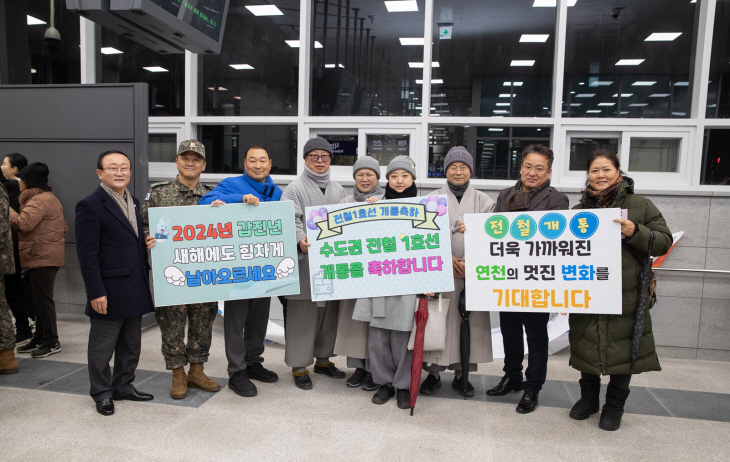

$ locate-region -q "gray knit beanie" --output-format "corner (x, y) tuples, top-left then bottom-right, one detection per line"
(444, 146), (474, 172)
(352, 156), (381, 179)
(386, 155), (417, 180)
(302, 137), (333, 158)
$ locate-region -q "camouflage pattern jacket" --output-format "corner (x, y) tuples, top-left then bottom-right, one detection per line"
(141, 176), (213, 236)
(0, 183), (16, 276)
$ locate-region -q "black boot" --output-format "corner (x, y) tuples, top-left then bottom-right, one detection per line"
(569, 373), (601, 420)
(599, 382), (631, 431)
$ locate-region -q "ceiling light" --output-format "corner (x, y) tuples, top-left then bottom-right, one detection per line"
(245, 5), (284, 16)
(493, 110), (509, 114)
(620, 111), (629, 114)
(576, 94), (595, 97)
(533, 0), (577, 6)
(674, 81), (689, 86)
(100, 47), (123, 55)
(589, 81), (613, 86)
(616, 59), (645, 66)
(570, 103), (582, 106)
(520, 34), (549, 43)
(433, 102), (448, 106)
(543, 107), (548, 110)
(230, 64), (254, 70)
(496, 103), (511, 106)
(586, 110), (602, 113)
(645, 33), (682, 41)
(31, 68), (37, 74)
(503, 81), (523, 86)
(649, 93), (670, 97)
(488, 128), (504, 131)
(325, 64), (345, 68)
(408, 62), (439, 68)
(207, 87), (228, 91)
(415, 79), (443, 84)
(144, 67), (168, 72)
(510, 60), (535, 66)
(613, 93), (633, 97)
(629, 103), (648, 107)
(672, 112), (686, 116)
(499, 94), (516, 97)
(579, 82), (585, 85)
(234, 96), (241, 100)
(27, 15), (46, 25)
(286, 40), (323, 48)
(400, 37), (425, 46)
(598, 103), (615, 106)
(633, 81), (656, 86)
(570, 91), (575, 94)
(385, 1), (418, 12)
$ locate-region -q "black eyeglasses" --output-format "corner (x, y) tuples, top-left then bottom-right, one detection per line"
(307, 154), (331, 162)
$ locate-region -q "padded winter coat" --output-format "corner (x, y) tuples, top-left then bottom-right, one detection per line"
(569, 177), (672, 376)
(8, 188), (67, 269)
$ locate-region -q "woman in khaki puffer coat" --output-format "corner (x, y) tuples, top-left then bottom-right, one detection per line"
(9, 162), (67, 358)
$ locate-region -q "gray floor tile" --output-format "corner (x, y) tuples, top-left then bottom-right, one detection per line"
(649, 387), (730, 422)
(0, 357), (84, 390)
(134, 371), (227, 408)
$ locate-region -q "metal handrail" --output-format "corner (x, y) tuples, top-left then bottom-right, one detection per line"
(653, 267), (730, 275)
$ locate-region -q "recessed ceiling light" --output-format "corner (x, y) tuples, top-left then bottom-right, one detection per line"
(576, 93), (596, 97)
(674, 81), (689, 86)
(432, 93), (446, 97)
(510, 60), (535, 67)
(503, 81), (523, 86)
(579, 82), (585, 85)
(533, 0), (577, 6)
(101, 47), (123, 55)
(620, 111), (629, 114)
(520, 34), (549, 43)
(499, 94), (516, 97)
(616, 59), (645, 66)
(245, 5), (284, 16)
(31, 68), (37, 74)
(234, 96), (241, 100)
(598, 103), (616, 106)
(415, 79), (443, 84)
(543, 107), (548, 110)
(27, 15), (46, 25)
(589, 81), (613, 86)
(633, 81), (656, 86)
(493, 110), (509, 114)
(433, 102), (448, 106)
(586, 110), (602, 113)
(384, 1), (418, 12)
(144, 66), (168, 72)
(488, 128), (504, 131)
(496, 103), (511, 106)
(400, 37), (425, 46)
(207, 87), (228, 91)
(649, 93), (670, 97)
(286, 40), (323, 48)
(570, 103), (582, 106)
(613, 93), (633, 97)
(570, 91), (575, 94)
(646, 33), (682, 41)
(230, 64), (254, 70)
(629, 103), (649, 107)
(672, 112), (686, 116)
(408, 62), (439, 68)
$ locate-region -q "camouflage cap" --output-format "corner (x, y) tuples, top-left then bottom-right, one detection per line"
(177, 139), (205, 159)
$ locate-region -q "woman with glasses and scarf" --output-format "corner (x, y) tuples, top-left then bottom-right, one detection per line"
(568, 149), (671, 431)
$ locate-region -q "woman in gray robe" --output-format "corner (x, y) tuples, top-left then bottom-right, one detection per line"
(333, 156), (383, 391)
(420, 146), (495, 397)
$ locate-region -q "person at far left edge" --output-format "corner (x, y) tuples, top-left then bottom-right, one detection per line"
(141, 140), (221, 400)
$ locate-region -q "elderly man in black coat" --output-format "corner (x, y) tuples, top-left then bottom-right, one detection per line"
(75, 150), (155, 416)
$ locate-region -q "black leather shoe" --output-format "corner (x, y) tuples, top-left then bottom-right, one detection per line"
(314, 363), (346, 378)
(452, 376), (475, 397)
(486, 376), (523, 396)
(346, 368), (368, 387)
(293, 372), (313, 390)
(96, 398), (114, 416)
(419, 374), (442, 395)
(229, 370), (257, 397)
(361, 372), (378, 391)
(246, 362), (279, 383)
(396, 389), (411, 409)
(516, 392), (538, 414)
(114, 389), (154, 401)
(372, 384), (395, 404)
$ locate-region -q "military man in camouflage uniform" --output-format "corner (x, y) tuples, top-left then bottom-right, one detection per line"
(142, 140), (219, 399)
(0, 183), (19, 374)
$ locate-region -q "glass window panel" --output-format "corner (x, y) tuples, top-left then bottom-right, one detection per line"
(310, 0), (425, 116)
(428, 125), (550, 179)
(366, 134), (410, 165)
(199, 125), (297, 175)
(701, 129), (730, 184)
(1, 2), (80, 84)
(148, 133), (178, 163)
(569, 137), (619, 171)
(563, 0), (697, 119)
(628, 138), (679, 172)
(431, 0), (555, 117)
(707, 0), (730, 118)
(99, 29), (185, 116)
(319, 134), (358, 166)
(199, 0), (300, 116)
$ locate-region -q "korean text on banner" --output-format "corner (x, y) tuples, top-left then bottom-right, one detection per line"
(148, 201), (300, 307)
(464, 209), (622, 315)
(306, 195), (455, 301)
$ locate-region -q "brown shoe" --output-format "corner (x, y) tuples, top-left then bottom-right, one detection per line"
(170, 367), (187, 399)
(0, 348), (19, 374)
(188, 363), (221, 392)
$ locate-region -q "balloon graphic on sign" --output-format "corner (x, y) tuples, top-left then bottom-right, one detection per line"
(426, 196), (447, 216)
(307, 208), (328, 230)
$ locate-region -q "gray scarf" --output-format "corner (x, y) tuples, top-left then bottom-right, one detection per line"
(354, 183), (384, 202)
(448, 180), (470, 202)
(303, 166), (331, 189)
(100, 182), (138, 237)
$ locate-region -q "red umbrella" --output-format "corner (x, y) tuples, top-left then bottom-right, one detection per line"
(410, 296), (429, 416)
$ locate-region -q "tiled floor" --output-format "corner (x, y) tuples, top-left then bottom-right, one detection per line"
(1, 314), (729, 461)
